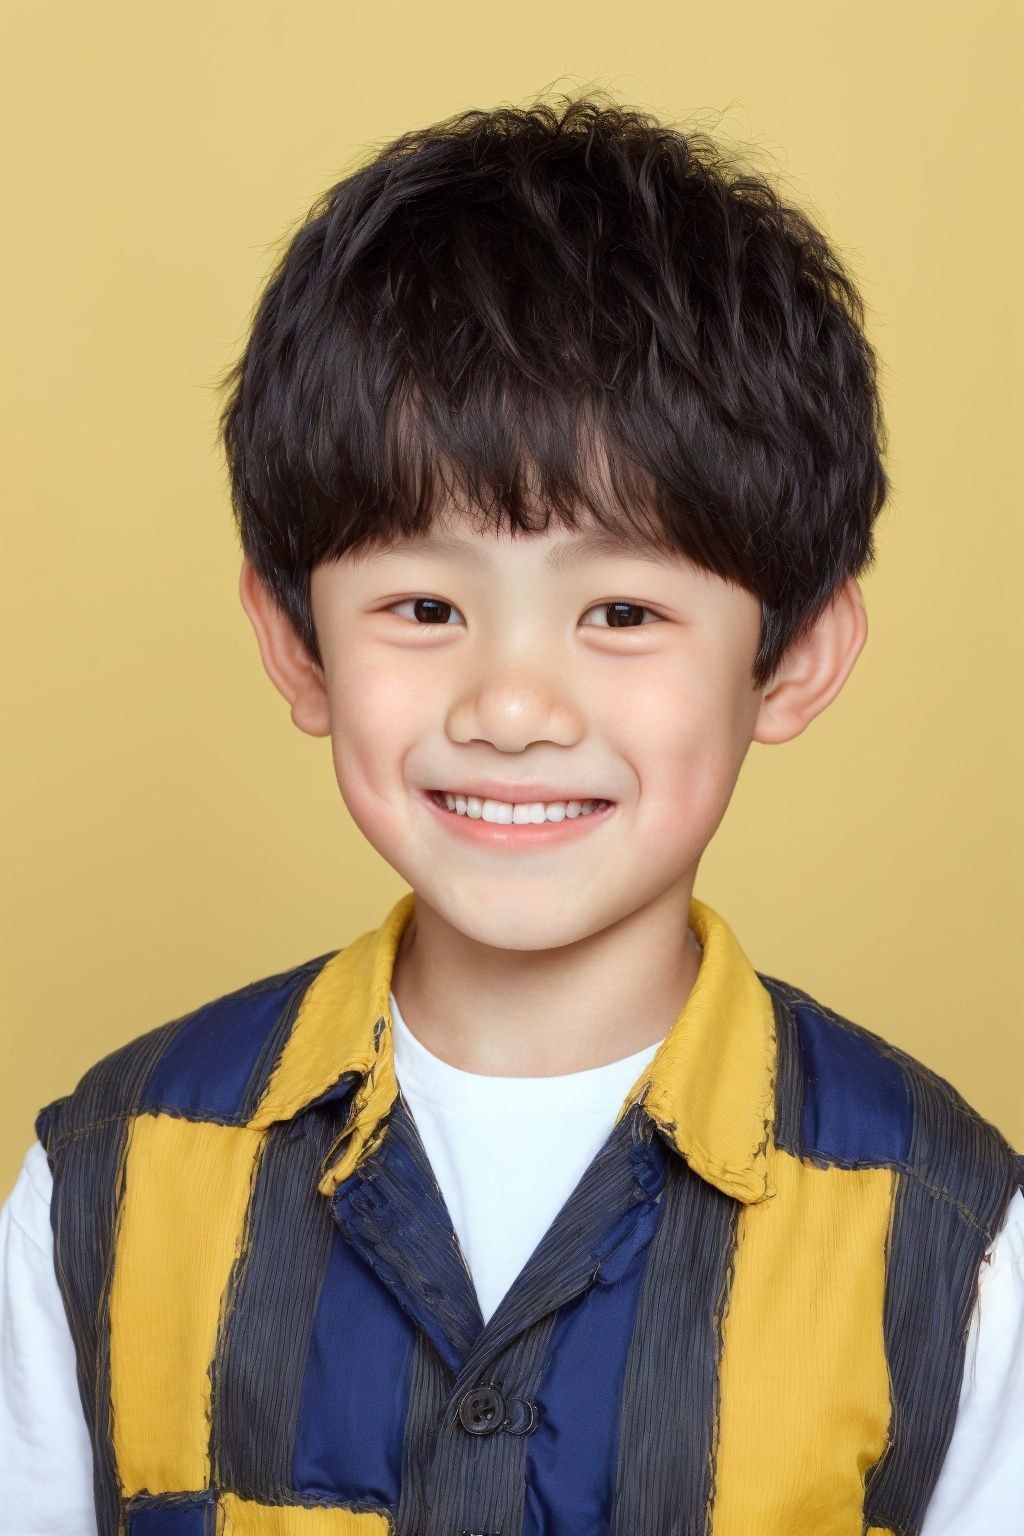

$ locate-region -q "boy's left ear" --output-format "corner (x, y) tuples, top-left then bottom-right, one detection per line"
(238, 556), (332, 738)
(752, 576), (868, 746)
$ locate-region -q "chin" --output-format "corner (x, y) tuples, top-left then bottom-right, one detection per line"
(429, 888), (608, 953)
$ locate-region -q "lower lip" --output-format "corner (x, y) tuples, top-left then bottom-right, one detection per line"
(420, 790), (617, 848)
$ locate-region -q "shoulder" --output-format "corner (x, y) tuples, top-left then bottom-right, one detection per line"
(758, 970), (1024, 1240)
(996, 1188), (1024, 1271)
(35, 946), (339, 1162)
(1, 1141), (55, 1254)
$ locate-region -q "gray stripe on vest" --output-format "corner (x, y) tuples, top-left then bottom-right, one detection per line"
(395, 1332), (454, 1535)
(211, 1107), (343, 1494)
(757, 975), (805, 1158)
(609, 1158), (740, 1535)
(864, 1063), (1022, 1532)
(421, 1312), (558, 1536)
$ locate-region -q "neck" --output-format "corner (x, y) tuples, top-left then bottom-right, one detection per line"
(389, 881), (703, 1077)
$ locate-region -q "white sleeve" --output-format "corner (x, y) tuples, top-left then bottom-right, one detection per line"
(0, 1141), (98, 1532)
(919, 1185), (1024, 1536)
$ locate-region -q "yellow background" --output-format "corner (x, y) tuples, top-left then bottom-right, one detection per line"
(2, 0), (1022, 1192)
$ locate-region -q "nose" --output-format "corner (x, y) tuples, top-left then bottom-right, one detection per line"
(445, 668), (586, 753)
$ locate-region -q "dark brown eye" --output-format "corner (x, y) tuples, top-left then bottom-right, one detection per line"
(582, 601), (658, 628)
(412, 598), (453, 624)
(387, 597), (460, 624)
(606, 603), (645, 628)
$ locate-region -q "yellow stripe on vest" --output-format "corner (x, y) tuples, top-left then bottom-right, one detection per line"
(216, 1493), (392, 1533)
(710, 1152), (895, 1535)
(108, 1113), (265, 1495)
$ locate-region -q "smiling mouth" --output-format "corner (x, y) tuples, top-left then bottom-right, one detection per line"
(428, 790), (614, 825)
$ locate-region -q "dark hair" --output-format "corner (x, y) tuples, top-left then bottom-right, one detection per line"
(218, 92), (890, 690)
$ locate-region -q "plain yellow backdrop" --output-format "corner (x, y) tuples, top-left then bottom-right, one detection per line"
(2, 0), (1022, 1194)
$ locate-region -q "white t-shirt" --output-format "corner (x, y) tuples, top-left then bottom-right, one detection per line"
(0, 989), (1022, 1533)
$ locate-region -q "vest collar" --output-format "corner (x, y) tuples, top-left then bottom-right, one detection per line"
(249, 891), (778, 1206)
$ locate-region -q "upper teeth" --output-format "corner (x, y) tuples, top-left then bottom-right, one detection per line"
(440, 793), (609, 824)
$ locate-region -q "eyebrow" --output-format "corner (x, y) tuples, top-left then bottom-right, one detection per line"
(375, 527), (671, 572)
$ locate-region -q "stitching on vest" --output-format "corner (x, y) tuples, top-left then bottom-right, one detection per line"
(793, 1147), (1002, 1235)
(46, 1104), (248, 1155)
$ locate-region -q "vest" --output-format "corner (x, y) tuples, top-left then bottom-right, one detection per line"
(35, 892), (1024, 1536)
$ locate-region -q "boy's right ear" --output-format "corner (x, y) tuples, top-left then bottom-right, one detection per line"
(237, 557), (332, 738)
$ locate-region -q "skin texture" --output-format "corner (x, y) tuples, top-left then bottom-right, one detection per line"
(239, 506), (867, 1076)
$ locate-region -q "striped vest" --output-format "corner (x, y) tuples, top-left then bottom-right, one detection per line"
(36, 893), (1024, 1536)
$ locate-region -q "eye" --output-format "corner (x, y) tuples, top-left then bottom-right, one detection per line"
(383, 597), (661, 628)
(581, 601), (661, 629)
(387, 597), (463, 625)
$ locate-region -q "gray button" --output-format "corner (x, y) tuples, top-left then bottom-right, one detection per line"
(456, 1383), (506, 1435)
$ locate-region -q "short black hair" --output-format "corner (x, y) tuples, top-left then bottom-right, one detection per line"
(218, 92), (890, 690)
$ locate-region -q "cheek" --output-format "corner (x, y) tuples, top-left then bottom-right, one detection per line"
(615, 670), (746, 832)
(324, 658), (431, 827)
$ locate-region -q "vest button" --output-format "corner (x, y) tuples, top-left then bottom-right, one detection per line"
(456, 1383), (506, 1435)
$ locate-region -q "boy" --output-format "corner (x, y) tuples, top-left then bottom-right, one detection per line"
(1, 94), (1022, 1536)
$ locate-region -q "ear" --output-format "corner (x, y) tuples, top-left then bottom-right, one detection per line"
(752, 576), (868, 746)
(238, 557), (332, 738)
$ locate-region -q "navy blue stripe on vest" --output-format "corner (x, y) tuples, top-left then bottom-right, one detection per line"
(291, 1196), (421, 1506)
(125, 1493), (215, 1535)
(138, 955), (335, 1120)
(521, 1150), (667, 1536)
(768, 981), (913, 1164)
(330, 1093), (485, 1375)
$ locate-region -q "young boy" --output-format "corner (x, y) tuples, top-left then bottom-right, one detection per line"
(1, 95), (1022, 1536)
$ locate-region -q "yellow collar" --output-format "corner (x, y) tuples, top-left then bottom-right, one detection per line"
(250, 891), (778, 1205)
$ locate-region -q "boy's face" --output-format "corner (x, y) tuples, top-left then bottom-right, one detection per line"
(301, 506), (770, 951)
